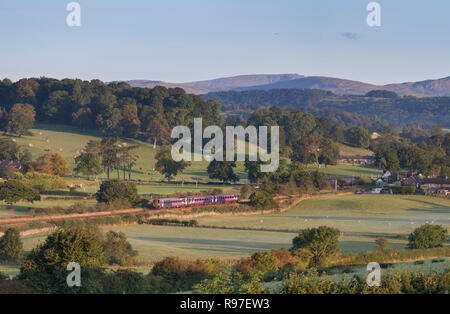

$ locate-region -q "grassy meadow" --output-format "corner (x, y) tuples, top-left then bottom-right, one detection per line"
(13, 225), (409, 267)
(2, 123), (382, 184)
(2, 123), (248, 183)
(195, 195), (450, 236)
(338, 143), (374, 156)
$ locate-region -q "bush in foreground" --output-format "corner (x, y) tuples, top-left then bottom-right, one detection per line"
(292, 226), (340, 268)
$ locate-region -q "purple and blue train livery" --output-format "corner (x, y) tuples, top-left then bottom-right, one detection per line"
(152, 194), (239, 209)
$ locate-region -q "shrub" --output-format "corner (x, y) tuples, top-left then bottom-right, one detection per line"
(94, 199), (132, 212)
(96, 180), (138, 205)
(0, 228), (23, 261)
(240, 184), (252, 199)
(67, 201), (90, 214)
(408, 224), (448, 249)
(102, 231), (137, 266)
(292, 226), (340, 268)
(40, 206), (65, 216)
(357, 176), (372, 186)
(249, 191), (277, 210)
(101, 269), (149, 294)
(150, 257), (221, 292)
(375, 237), (389, 250)
(392, 186), (416, 195)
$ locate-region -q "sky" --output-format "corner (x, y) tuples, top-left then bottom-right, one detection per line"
(0, 0), (449, 85)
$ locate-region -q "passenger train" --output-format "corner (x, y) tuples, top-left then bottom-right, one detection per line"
(152, 194), (239, 209)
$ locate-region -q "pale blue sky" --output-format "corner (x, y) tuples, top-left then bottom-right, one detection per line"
(1, 0), (449, 84)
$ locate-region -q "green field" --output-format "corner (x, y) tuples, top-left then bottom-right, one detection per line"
(338, 143), (374, 156)
(0, 183), (238, 215)
(0, 199), (98, 216)
(13, 225), (408, 267)
(2, 123), (248, 183)
(196, 195), (450, 236)
(306, 164), (382, 178)
(1, 124), (380, 184)
(0, 194), (447, 276)
(79, 183), (237, 195)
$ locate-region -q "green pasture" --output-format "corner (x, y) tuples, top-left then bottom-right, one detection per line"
(3, 123), (248, 183)
(0, 199), (98, 215)
(1, 123), (379, 184)
(196, 195), (450, 236)
(338, 143), (374, 156)
(306, 164), (381, 178)
(78, 183), (238, 195)
(102, 226), (409, 263)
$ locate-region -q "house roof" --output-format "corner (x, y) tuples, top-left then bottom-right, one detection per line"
(420, 178), (450, 185)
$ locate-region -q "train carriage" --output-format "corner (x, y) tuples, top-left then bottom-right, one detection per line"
(152, 194), (239, 209)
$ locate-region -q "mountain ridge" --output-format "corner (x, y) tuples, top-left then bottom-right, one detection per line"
(126, 74), (450, 96)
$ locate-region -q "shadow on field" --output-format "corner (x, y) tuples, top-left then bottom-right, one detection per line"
(132, 236), (288, 250)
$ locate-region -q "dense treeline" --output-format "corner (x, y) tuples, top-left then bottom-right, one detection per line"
(246, 106), (370, 151)
(371, 132), (450, 176)
(0, 77), (222, 143)
(204, 88), (450, 128)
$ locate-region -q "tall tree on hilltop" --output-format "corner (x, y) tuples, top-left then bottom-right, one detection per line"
(155, 146), (189, 181)
(5, 103), (36, 137)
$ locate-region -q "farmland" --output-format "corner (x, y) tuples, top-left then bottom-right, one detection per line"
(0, 123), (247, 183)
(13, 225), (408, 267)
(1, 124), (382, 184)
(4, 194), (445, 269)
(0, 125), (448, 283)
(195, 195), (450, 236)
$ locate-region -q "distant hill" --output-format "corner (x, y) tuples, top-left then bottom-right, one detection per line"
(127, 74), (450, 96)
(203, 88), (450, 128)
(232, 76), (379, 95)
(384, 76), (450, 96)
(127, 74), (303, 94)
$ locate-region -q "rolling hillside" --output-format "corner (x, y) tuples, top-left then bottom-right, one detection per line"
(127, 74), (303, 94)
(127, 74), (450, 96)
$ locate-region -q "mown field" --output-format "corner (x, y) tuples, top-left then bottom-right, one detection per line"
(195, 195), (450, 236)
(0, 194), (448, 277)
(338, 143), (374, 156)
(0, 182), (238, 216)
(12, 225), (408, 267)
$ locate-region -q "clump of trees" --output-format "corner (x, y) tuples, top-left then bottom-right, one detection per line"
(10, 172), (66, 192)
(155, 146), (190, 181)
(95, 179), (138, 205)
(0, 78), (223, 143)
(75, 139), (139, 180)
(291, 226), (340, 268)
(1, 103), (36, 137)
(17, 227), (140, 293)
(150, 257), (221, 292)
(207, 159), (239, 183)
(372, 134), (449, 176)
(408, 224), (448, 249)
(0, 180), (40, 209)
(102, 231), (137, 266)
